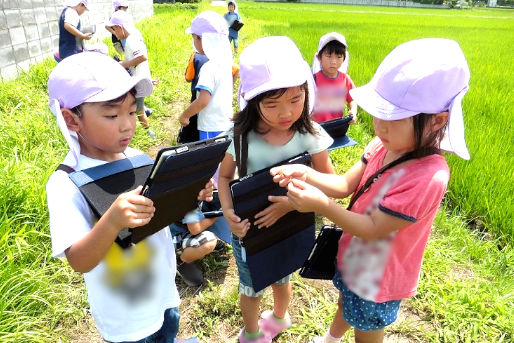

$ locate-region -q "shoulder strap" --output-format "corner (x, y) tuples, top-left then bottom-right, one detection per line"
(56, 164), (75, 174)
(347, 148), (439, 211)
(234, 132), (248, 178)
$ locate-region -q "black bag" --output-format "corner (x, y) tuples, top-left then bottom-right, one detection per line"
(299, 224), (342, 280)
(230, 20), (244, 31)
(320, 115), (353, 139)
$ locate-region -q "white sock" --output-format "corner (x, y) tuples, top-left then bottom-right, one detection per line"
(324, 330), (342, 343)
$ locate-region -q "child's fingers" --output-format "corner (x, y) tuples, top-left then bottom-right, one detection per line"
(268, 195), (289, 205)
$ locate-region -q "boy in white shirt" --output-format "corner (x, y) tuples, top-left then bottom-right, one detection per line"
(58, 0), (92, 60)
(46, 52), (212, 342)
(107, 10), (156, 139)
(179, 11), (234, 140)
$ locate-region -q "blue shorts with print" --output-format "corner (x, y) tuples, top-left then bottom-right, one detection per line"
(231, 234), (291, 297)
(333, 272), (401, 331)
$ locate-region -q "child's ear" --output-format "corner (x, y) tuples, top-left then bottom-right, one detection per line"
(61, 108), (81, 133)
(316, 54), (322, 62)
(431, 111), (449, 132)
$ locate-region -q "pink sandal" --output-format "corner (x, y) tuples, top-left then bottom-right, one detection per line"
(258, 310), (292, 339)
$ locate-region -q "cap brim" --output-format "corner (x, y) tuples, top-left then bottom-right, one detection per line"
(88, 75), (153, 103)
(185, 27), (192, 34)
(349, 83), (418, 121)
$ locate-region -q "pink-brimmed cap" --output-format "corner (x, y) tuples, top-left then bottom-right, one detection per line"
(65, 0), (88, 9)
(350, 38), (470, 160)
(48, 52), (153, 167)
(107, 9), (134, 29)
(113, 0), (128, 8)
(238, 36), (315, 112)
(185, 10), (228, 37)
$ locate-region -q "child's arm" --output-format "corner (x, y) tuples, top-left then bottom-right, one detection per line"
(348, 100), (358, 124)
(311, 150), (335, 174)
(179, 89), (211, 127)
(218, 153), (251, 237)
(65, 186), (154, 273)
(64, 22), (92, 40)
(105, 25), (115, 36)
(187, 217), (217, 236)
(270, 159), (366, 199)
(281, 179), (411, 240)
(120, 55), (147, 69)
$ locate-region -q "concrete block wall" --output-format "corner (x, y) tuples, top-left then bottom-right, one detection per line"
(0, 0), (154, 81)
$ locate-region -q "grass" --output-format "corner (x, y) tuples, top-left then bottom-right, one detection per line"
(0, 2), (512, 342)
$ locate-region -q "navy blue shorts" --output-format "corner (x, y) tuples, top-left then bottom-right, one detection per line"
(333, 272), (401, 331)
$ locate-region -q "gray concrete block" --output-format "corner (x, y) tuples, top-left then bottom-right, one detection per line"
(13, 43), (29, 63)
(35, 8), (48, 24)
(0, 29), (11, 48)
(33, 0), (44, 8)
(40, 37), (52, 52)
(45, 7), (57, 20)
(37, 22), (50, 38)
(21, 9), (37, 25)
(0, 46), (15, 67)
(20, 0), (34, 9)
(24, 24), (40, 41)
(49, 21), (58, 36)
(5, 9), (22, 29)
(1, 64), (19, 81)
(0, 13), (7, 30)
(28, 40), (41, 57)
(18, 59), (31, 72)
(9, 27), (27, 45)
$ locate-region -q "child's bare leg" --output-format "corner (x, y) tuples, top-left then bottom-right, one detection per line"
(137, 110), (150, 128)
(354, 328), (384, 343)
(180, 240), (216, 263)
(270, 282), (291, 318)
(240, 294), (262, 333)
(327, 292), (352, 339)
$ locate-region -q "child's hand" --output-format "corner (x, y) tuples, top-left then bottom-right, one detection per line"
(282, 179), (330, 213)
(179, 113), (189, 127)
(106, 186), (155, 231)
(225, 209), (250, 238)
(270, 164), (309, 187)
(349, 111), (357, 124)
(254, 200), (292, 228)
(83, 33), (93, 40)
(197, 179), (214, 201)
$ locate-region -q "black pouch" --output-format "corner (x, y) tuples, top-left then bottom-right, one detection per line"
(299, 224), (343, 280)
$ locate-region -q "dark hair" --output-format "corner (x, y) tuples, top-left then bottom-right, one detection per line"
(233, 82), (316, 137)
(411, 113), (448, 158)
(318, 40), (346, 59)
(72, 87), (137, 117)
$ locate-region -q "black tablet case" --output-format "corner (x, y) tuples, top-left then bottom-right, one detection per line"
(320, 115), (354, 151)
(230, 152), (315, 292)
(69, 137), (231, 248)
(230, 20), (244, 31)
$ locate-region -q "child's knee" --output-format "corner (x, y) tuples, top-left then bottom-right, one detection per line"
(201, 239), (217, 253)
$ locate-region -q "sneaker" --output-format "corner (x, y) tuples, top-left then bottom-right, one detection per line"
(258, 310), (292, 339)
(146, 128), (156, 139)
(307, 337), (324, 343)
(214, 240), (225, 251)
(177, 261), (204, 287)
(145, 106), (153, 117)
(238, 328), (272, 343)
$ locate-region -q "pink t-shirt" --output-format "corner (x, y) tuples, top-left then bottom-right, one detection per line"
(336, 137), (449, 302)
(312, 71), (355, 123)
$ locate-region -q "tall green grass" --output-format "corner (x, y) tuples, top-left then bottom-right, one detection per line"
(237, 2), (514, 243)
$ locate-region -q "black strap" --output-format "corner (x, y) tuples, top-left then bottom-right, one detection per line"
(234, 132), (248, 178)
(347, 148), (439, 211)
(56, 164), (75, 174)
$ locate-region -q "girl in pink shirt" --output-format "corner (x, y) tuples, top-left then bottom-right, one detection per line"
(270, 38), (471, 343)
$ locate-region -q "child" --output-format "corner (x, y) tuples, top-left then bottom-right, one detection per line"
(58, 0), (92, 60)
(224, 1), (242, 54)
(311, 32), (357, 124)
(105, 0), (130, 56)
(46, 52), (214, 342)
(179, 11), (233, 141)
(217, 36), (335, 343)
(107, 10), (156, 139)
(170, 203), (230, 287)
(270, 38), (471, 343)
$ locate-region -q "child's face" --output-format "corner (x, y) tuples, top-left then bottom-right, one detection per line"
(76, 3), (87, 15)
(318, 51), (345, 78)
(192, 34), (204, 55)
(258, 86), (305, 132)
(373, 117), (416, 155)
(111, 25), (127, 40)
(70, 93), (137, 161)
(228, 4), (235, 12)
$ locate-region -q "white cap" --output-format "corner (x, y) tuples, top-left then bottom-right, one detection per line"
(312, 32), (349, 74)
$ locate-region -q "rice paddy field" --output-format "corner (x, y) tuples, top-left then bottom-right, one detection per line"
(0, 1), (512, 342)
